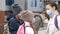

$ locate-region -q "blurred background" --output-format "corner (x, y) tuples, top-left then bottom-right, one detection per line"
(0, 0), (60, 34)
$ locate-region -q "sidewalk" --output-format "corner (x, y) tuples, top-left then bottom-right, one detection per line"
(38, 28), (47, 34)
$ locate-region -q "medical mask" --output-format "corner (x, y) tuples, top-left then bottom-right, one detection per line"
(46, 10), (52, 16)
(43, 19), (48, 23)
(32, 18), (36, 23)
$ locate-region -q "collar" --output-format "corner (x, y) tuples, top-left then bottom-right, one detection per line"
(24, 21), (30, 27)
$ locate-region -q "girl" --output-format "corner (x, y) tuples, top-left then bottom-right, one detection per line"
(17, 10), (37, 34)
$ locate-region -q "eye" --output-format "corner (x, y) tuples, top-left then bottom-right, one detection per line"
(47, 9), (49, 10)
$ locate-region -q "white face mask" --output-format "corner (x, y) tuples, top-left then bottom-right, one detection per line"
(32, 18), (36, 23)
(43, 19), (49, 23)
(46, 10), (52, 16)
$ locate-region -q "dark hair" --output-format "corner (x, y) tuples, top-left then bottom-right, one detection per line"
(42, 11), (50, 20)
(46, 2), (58, 10)
(11, 4), (22, 15)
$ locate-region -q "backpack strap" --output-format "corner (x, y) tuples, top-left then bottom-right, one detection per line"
(23, 23), (30, 34)
(23, 23), (25, 34)
(54, 14), (59, 30)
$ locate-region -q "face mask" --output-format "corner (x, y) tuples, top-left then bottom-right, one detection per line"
(32, 18), (36, 23)
(46, 10), (52, 16)
(43, 19), (48, 23)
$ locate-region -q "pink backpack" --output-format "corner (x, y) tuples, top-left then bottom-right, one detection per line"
(17, 24), (24, 34)
(17, 22), (30, 34)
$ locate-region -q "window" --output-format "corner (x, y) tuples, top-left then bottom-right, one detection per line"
(6, 0), (14, 6)
(31, 0), (37, 7)
(40, 0), (42, 2)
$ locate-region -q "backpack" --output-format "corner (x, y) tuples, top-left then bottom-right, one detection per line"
(54, 14), (60, 30)
(17, 22), (34, 34)
(17, 24), (25, 34)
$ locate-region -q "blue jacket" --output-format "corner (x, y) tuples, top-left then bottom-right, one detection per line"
(8, 18), (24, 34)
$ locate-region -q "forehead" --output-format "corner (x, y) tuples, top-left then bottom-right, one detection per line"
(46, 4), (52, 9)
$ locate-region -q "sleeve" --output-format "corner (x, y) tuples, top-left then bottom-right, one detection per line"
(25, 27), (34, 34)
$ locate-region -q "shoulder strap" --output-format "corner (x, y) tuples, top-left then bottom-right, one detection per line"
(24, 22), (31, 34)
(23, 23), (25, 34)
(54, 15), (59, 30)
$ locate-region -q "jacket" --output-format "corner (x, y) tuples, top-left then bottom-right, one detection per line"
(8, 18), (24, 34)
(46, 11), (60, 34)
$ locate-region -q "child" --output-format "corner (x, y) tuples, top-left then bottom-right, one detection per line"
(17, 10), (37, 34)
